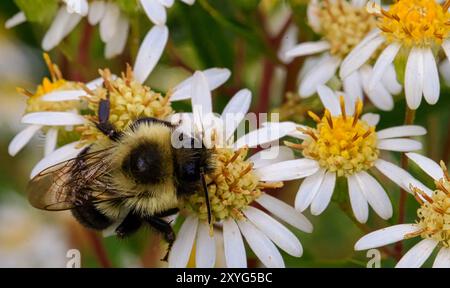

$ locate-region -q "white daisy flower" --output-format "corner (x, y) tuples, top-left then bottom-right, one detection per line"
(5, 0), (88, 51)
(340, 0), (450, 110)
(88, 0), (195, 58)
(259, 85), (426, 223)
(23, 39), (231, 179)
(355, 154), (450, 268)
(284, 0), (401, 111)
(167, 71), (313, 268)
(8, 54), (97, 158)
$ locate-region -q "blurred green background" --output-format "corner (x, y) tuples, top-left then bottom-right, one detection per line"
(0, 0), (448, 268)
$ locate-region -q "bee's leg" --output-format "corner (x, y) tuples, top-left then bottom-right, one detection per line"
(146, 216), (176, 262)
(96, 98), (122, 141)
(153, 208), (179, 218)
(115, 212), (142, 238)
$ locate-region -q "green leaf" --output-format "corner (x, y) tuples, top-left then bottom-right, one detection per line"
(115, 0), (140, 15)
(14, 0), (58, 24)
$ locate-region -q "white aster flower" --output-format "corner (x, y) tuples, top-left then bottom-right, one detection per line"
(24, 40), (231, 179)
(8, 54), (98, 158)
(258, 85), (427, 223)
(5, 0), (88, 51)
(355, 154), (450, 268)
(167, 71), (313, 268)
(340, 0), (450, 110)
(284, 0), (401, 111)
(88, 0), (195, 58)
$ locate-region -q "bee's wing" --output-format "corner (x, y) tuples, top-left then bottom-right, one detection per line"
(27, 147), (123, 211)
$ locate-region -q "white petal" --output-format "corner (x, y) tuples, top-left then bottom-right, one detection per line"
(278, 25), (299, 64)
(439, 59), (450, 86)
(422, 48), (440, 105)
(433, 247), (450, 268)
(340, 32), (384, 78)
(442, 39), (450, 63)
(42, 7), (81, 51)
(317, 85), (340, 116)
(374, 159), (414, 192)
(168, 215), (198, 268)
(361, 113), (380, 126)
(406, 153), (444, 181)
(8, 125), (42, 156)
(104, 15), (129, 59)
(30, 142), (85, 179)
(44, 128), (58, 156)
(243, 207), (303, 257)
(223, 219), (247, 268)
(88, 1), (106, 25)
(41, 90), (87, 102)
(221, 89), (251, 140)
(354, 224), (420, 250)
(342, 71), (363, 105)
(249, 146), (294, 169)
(369, 43), (401, 92)
(377, 125), (426, 139)
(99, 3), (120, 42)
(233, 122), (296, 149)
(237, 219), (285, 268)
(348, 175), (369, 223)
(191, 71), (213, 132)
(140, 0), (167, 25)
(180, 0), (195, 4)
(170, 68), (231, 101)
(382, 64), (402, 95)
(133, 25), (168, 84)
(5, 12), (26, 29)
(299, 55), (340, 97)
(405, 47), (424, 110)
(396, 239), (437, 268)
(22, 112), (86, 126)
(355, 171), (392, 220)
(310, 171), (336, 215)
(255, 159), (320, 182)
(86, 77), (107, 90)
(295, 168), (326, 212)
(65, 0), (89, 16)
(285, 40), (330, 58)
(377, 138), (422, 152)
(195, 221), (216, 268)
(158, 0), (174, 7)
(360, 65), (394, 111)
(256, 194), (313, 233)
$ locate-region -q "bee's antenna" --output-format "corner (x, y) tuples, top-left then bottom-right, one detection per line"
(200, 168), (212, 225)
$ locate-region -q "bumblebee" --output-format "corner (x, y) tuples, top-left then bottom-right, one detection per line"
(27, 97), (214, 260)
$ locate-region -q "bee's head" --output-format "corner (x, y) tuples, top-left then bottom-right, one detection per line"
(121, 143), (165, 185)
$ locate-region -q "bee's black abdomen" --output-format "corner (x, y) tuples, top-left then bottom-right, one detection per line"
(71, 203), (113, 230)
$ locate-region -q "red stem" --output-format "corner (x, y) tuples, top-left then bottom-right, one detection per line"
(71, 21), (93, 82)
(85, 230), (112, 268)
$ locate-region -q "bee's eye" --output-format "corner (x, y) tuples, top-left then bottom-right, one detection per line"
(122, 144), (163, 184)
(182, 161), (200, 181)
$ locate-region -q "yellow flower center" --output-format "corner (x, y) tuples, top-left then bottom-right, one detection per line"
(19, 54), (81, 113)
(288, 98), (379, 177)
(411, 165), (450, 247)
(78, 67), (173, 144)
(181, 147), (282, 224)
(376, 0), (450, 46)
(316, 0), (378, 57)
